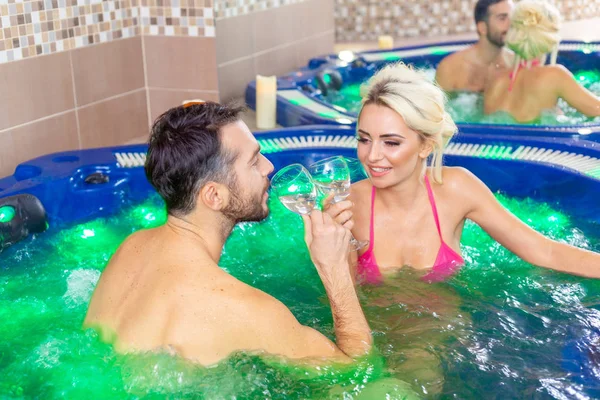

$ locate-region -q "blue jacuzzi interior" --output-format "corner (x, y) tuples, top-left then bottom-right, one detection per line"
(2, 126), (600, 398)
(245, 40), (600, 138)
(2, 126), (600, 225)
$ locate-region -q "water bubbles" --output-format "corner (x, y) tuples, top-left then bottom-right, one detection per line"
(63, 269), (101, 307)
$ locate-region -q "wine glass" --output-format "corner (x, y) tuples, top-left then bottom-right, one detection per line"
(308, 156), (368, 251)
(271, 164), (318, 215)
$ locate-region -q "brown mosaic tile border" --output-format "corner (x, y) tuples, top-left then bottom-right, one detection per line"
(0, 0), (139, 63)
(0, 0), (215, 63)
(139, 0), (215, 36)
(214, 0), (308, 19)
(334, 0), (600, 42)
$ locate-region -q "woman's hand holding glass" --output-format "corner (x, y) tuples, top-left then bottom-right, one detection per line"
(272, 163), (352, 269)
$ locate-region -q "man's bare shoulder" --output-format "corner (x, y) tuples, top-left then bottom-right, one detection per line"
(438, 47), (473, 70)
(436, 46), (476, 90)
(177, 270), (291, 318)
(171, 270), (305, 362)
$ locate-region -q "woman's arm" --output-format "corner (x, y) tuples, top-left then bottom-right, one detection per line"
(551, 65), (600, 117)
(451, 168), (600, 278)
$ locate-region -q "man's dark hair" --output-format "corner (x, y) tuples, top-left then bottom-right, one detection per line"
(145, 101), (245, 216)
(474, 0), (506, 24)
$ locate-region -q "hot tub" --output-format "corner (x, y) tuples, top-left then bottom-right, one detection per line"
(1, 127), (600, 398)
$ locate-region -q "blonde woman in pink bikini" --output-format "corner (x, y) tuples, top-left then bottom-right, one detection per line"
(326, 62), (600, 285)
(484, 0), (600, 122)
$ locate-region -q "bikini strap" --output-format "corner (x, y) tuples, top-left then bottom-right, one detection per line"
(508, 64), (519, 92)
(424, 175), (442, 238)
(508, 59), (541, 92)
(367, 186), (376, 250)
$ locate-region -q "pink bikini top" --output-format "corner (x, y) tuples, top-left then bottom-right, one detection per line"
(357, 175), (464, 284)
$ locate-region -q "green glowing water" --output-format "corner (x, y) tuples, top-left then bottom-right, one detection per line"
(1, 191), (599, 398)
(325, 69), (600, 126)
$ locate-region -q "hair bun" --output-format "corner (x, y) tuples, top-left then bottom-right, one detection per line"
(522, 10), (542, 27)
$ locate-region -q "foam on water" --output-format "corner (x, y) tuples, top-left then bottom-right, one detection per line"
(63, 269), (101, 307)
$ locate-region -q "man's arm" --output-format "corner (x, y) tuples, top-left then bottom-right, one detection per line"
(176, 211), (371, 365)
(302, 211), (372, 357)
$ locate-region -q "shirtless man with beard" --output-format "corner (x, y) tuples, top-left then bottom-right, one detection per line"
(436, 0), (514, 92)
(84, 101), (372, 366)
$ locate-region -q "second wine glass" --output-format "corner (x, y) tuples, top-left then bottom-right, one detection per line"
(308, 156), (368, 251)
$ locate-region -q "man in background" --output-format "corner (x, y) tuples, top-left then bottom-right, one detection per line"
(436, 0), (514, 92)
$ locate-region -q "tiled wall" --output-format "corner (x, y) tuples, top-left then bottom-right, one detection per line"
(0, 0), (332, 177)
(214, 0), (305, 18)
(0, 0), (218, 63)
(216, 0), (334, 101)
(0, 0), (219, 178)
(334, 0), (600, 42)
(0, 36), (148, 176)
(139, 0), (215, 37)
(0, 0), (139, 63)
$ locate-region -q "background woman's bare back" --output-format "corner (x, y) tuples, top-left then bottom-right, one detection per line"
(484, 65), (561, 122)
(485, 64), (600, 122)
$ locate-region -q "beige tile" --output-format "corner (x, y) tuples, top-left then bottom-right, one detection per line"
(296, 31), (335, 68)
(0, 52), (75, 131)
(71, 37), (145, 106)
(0, 111), (79, 178)
(255, 45), (299, 78)
(78, 89), (149, 149)
(253, 7), (278, 53)
(305, 0), (334, 37)
(144, 36), (218, 91)
(333, 32), (479, 53)
(0, 131), (16, 180)
(215, 13), (254, 64)
(561, 18), (600, 41)
(217, 57), (256, 102)
(148, 88), (220, 124)
(254, 5), (296, 53)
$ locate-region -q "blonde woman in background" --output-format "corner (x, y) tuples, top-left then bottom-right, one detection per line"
(484, 0), (600, 122)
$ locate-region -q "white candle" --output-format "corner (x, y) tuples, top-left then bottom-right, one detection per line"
(378, 35), (394, 50)
(256, 75), (277, 129)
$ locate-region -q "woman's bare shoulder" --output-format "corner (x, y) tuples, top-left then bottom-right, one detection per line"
(349, 179), (372, 203)
(536, 64), (573, 83)
(436, 167), (483, 195)
(435, 167), (487, 215)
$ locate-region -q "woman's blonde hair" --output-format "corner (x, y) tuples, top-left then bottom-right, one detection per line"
(359, 62), (457, 184)
(506, 0), (561, 66)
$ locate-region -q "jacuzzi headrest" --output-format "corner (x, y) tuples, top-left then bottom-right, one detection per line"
(315, 69), (343, 96)
(0, 194), (48, 250)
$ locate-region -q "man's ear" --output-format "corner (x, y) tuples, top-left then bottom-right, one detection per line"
(199, 182), (229, 211)
(476, 20), (488, 37)
(419, 139), (434, 159)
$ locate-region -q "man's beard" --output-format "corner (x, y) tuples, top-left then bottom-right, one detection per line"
(222, 178), (269, 224)
(487, 28), (505, 48)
